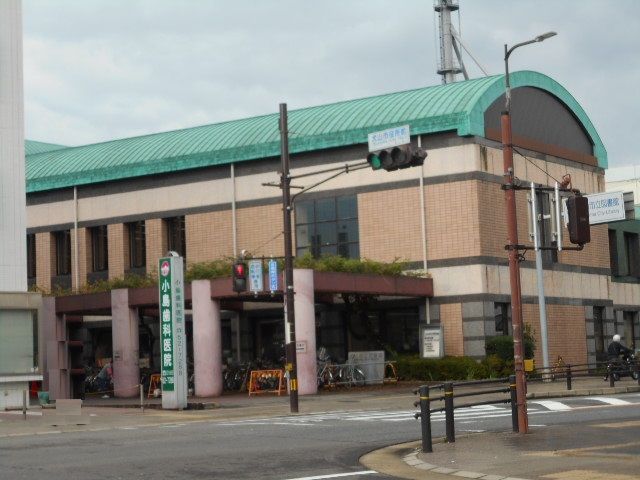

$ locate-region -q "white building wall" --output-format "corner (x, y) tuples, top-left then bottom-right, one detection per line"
(0, 0), (27, 292)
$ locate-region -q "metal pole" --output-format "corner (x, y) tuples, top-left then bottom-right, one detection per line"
(531, 183), (550, 375)
(419, 385), (432, 453)
(23, 390), (27, 420)
(444, 382), (455, 442)
(509, 375), (518, 432)
(280, 103), (299, 414)
(565, 364), (572, 391)
(140, 383), (144, 412)
(502, 49), (528, 432)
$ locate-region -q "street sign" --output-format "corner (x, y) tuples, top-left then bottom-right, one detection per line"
(268, 258), (279, 292)
(248, 259), (263, 293)
(158, 256), (188, 410)
(586, 191), (625, 225)
(367, 124), (410, 152)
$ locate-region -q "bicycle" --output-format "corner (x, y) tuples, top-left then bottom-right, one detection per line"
(336, 362), (366, 388)
(549, 355), (566, 382)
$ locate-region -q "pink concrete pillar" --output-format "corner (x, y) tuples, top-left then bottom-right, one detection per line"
(293, 268), (317, 395)
(41, 296), (68, 399)
(111, 289), (139, 398)
(191, 279), (223, 397)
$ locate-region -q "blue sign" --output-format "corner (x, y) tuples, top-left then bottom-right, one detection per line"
(268, 259), (279, 292)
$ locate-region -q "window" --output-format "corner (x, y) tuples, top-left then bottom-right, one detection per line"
(593, 306), (605, 358)
(26, 234), (36, 280)
(295, 195), (359, 258)
(609, 229), (619, 276)
(624, 232), (640, 277)
(55, 230), (71, 276)
(128, 221), (146, 269)
(494, 302), (510, 336)
(166, 216), (186, 258)
(91, 226), (109, 272)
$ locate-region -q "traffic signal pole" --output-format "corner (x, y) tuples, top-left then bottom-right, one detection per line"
(279, 103), (299, 413)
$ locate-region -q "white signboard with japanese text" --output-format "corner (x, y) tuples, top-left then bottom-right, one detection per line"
(586, 191), (625, 225)
(367, 124), (410, 152)
(421, 325), (444, 359)
(248, 259), (264, 293)
(158, 256), (188, 410)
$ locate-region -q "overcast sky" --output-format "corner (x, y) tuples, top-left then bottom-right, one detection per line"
(22, 1), (640, 168)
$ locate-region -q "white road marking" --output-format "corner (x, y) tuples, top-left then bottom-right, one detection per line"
(283, 471), (377, 480)
(585, 396), (631, 406)
(529, 400), (572, 411)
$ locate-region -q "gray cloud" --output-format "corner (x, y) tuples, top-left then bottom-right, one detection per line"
(22, 0), (639, 167)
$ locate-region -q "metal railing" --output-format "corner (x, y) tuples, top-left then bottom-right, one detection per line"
(413, 376), (515, 452)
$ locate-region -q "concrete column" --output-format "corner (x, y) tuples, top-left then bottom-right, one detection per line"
(111, 289), (139, 397)
(293, 268), (317, 395)
(191, 280), (223, 397)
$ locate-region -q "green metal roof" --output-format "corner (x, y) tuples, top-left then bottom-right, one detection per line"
(25, 71), (606, 193)
(25, 140), (68, 156)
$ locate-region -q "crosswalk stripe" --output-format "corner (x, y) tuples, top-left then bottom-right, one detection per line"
(585, 396), (631, 405)
(529, 400), (571, 411)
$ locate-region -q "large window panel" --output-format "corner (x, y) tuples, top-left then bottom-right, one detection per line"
(55, 230), (71, 276)
(27, 234), (36, 280)
(166, 216), (186, 259)
(0, 310), (37, 374)
(128, 221), (146, 269)
(91, 225), (109, 272)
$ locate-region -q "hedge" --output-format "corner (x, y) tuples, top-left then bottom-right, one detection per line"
(395, 355), (490, 381)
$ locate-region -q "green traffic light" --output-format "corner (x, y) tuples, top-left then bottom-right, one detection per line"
(367, 153), (382, 170)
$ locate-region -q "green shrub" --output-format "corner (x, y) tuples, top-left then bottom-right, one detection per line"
(185, 259), (234, 281)
(293, 252), (414, 276)
(485, 334), (535, 361)
(395, 355), (489, 381)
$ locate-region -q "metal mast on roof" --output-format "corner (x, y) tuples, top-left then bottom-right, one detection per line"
(434, 0), (489, 83)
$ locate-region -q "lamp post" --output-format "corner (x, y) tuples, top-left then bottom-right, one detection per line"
(501, 31), (556, 434)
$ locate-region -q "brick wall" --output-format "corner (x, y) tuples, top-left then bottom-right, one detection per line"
(35, 232), (55, 291)
(186, 210), (234, 264)
(358, 187), (423, 262)
(108, 223), (127, 279)
(522, 303), (588, 367)
(146, 218), (167, 276)
(236, 204), (284, 257)
(441, 303), (464, 356)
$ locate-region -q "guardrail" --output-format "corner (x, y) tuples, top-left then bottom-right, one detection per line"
(527, 360), (640, 390)
(413, 376), (515, 452)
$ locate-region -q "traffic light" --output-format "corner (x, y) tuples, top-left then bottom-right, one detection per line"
(566, 196), (591, 245)
(367, 145), (427, 172)
(232, 261), (247, 292)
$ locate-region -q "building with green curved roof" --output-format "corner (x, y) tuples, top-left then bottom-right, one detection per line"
(29, 71), (627, 401)
(26, 71), (606, 193)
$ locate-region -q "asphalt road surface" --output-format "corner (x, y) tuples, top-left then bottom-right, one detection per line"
(2, 393), (640, 480)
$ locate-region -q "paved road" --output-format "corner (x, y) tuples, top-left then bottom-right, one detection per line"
(2, 392), (639, 480)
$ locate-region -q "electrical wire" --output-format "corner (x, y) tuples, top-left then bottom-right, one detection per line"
(512, 145), (563, 185)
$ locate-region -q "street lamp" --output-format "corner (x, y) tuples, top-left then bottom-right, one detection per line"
(501, 31), (556, 435)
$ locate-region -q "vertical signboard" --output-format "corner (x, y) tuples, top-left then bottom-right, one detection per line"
(158, 256), (188, 409)
(248, 259), (263, 293)
(268, 258), (279, 293)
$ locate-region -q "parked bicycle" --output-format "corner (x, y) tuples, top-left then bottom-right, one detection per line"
(336, 362), (366, 388)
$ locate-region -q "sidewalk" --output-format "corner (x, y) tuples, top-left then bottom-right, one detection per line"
(3, 376), (640, 480)
(361, 376), (640, 480)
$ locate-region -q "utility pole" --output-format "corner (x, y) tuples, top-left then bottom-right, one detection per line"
(279, 103), (299, 414)
(502, 31), (556, 434)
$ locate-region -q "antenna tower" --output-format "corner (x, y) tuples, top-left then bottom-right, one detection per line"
(434, 0), (488, 83)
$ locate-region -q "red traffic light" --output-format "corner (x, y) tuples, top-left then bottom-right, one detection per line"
(234, 263), (245, 277)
